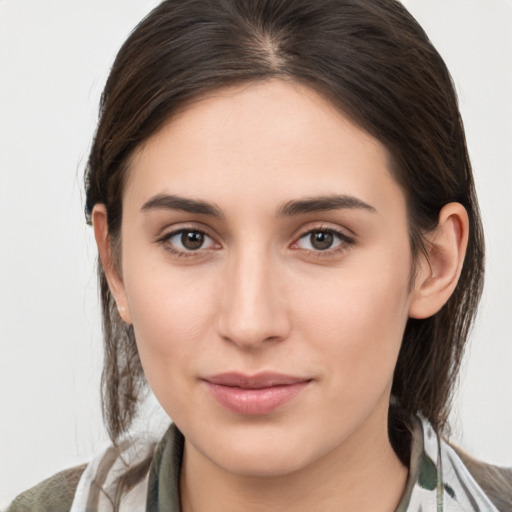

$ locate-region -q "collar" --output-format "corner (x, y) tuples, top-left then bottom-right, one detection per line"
(145, 416), (498, 511)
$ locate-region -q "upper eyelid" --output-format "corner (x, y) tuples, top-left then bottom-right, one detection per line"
(289, 215), (357, 235)
(299, 226), (351, 238)
(157, 224), (215, 240)
(293, 224), (355, 243)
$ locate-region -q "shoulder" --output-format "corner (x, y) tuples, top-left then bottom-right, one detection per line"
(70, 435), (157, 512)
(5, 434), (158, 512)
(5, 465), (87, 512)
(450, 444), (512, 512)
(405, 414), (511, 511)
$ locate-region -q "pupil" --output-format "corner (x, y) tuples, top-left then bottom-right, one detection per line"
(311, 231), (333, 250)
(182, 231), (204, 250)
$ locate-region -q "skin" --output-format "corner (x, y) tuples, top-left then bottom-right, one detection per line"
(94, 79), (468, 512)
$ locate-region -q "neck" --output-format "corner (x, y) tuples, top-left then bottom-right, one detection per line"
(180, 405), (408, 512)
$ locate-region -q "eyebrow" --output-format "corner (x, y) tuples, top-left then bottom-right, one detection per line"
(141, 194), (223, 218)
(278, 195), (376, 216)
(141, 193), (376, 218)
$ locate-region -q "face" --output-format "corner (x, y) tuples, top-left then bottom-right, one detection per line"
(110, 80), (418, 476)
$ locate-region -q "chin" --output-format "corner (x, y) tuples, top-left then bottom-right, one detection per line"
(216, 444), (314, 478)
(192, 420), (334, 478)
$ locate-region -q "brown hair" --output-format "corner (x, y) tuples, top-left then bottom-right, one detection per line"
(85, 0), (484, 459)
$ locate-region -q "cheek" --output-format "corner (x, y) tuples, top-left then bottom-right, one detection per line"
(293, 252), (412, 402)
(122, 259), (219, 392)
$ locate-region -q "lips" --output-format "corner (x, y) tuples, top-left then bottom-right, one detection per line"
(202, 372), (311, 415)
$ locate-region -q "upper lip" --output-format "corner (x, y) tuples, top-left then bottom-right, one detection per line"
(203, 372), (311, 389)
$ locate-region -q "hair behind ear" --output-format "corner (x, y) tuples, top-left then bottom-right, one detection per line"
(98, 268), (146, 441)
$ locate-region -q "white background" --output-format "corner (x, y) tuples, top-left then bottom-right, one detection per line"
(0, 0), (511, 507)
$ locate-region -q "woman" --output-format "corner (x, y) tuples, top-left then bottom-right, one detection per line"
(6, 0), (511, 511)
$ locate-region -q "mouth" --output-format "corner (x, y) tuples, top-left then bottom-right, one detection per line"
(202, 372), (312, 415)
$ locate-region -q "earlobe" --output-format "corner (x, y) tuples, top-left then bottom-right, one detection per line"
(409, 203), (469, 319)
(92, 205), (132, 324)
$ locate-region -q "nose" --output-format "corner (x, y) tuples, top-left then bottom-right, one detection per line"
(217, 247), (290, 349)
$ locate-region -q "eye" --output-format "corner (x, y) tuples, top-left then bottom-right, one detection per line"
(161, 228), (217, 253)
(294, 228), (352, 252)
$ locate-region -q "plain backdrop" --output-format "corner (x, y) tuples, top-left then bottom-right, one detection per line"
(0, 0), (511, 507)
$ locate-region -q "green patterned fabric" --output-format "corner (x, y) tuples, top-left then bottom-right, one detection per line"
(5, 465), (86, 512)
(146, 424), (183, 512)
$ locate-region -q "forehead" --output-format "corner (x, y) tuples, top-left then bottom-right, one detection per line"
(124, 79), (403, 216)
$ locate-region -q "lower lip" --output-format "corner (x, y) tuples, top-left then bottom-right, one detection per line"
(204, 381), (310, 415)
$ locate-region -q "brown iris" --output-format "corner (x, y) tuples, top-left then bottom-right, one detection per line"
(181, 231), (204, 250)
(310, 231), (334, 250)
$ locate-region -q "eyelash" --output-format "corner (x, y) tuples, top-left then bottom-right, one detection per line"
(156, 226), (355, 259)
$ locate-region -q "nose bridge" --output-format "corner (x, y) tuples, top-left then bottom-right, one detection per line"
(218, 241), (288, 348)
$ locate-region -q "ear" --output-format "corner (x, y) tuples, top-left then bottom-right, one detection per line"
(92, 204), (132, 324)
(409, 202), (469, 319)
